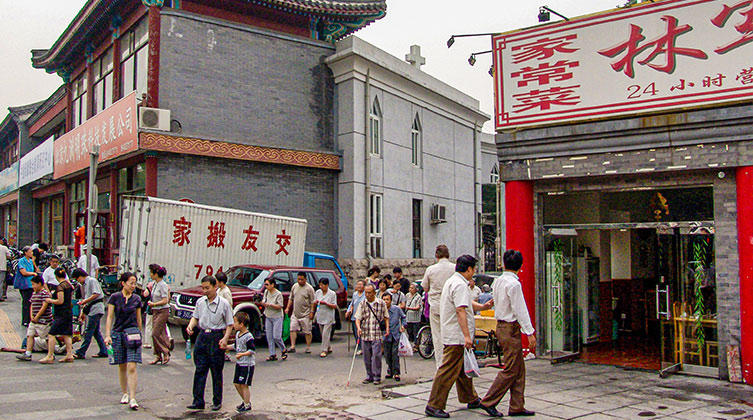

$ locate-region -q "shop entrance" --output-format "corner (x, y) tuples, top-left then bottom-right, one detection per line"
(541, 187), (718, 376)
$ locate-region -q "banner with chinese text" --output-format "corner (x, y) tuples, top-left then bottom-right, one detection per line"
(493, 0), (753, 130)
(53, 92), (139, 178)
(19, 138), (54, 187)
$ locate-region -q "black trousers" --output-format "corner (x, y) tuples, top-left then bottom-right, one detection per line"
(20, 289), (33, 325)
(192, 330), (225, 407)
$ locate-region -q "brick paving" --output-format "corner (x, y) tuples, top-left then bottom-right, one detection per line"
(344, 359), (753, 420)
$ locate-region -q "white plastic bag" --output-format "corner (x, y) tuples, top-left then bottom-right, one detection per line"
(463, 348), (481, 378)
(398, 331), (414, 357)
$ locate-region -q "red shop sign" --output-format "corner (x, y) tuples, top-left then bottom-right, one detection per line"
(53, 92), (139, 178)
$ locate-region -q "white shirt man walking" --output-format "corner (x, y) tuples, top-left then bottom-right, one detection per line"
(421, 244), (455, 368)
(424, 255), (493, 419)
(478, 249), (536, 417)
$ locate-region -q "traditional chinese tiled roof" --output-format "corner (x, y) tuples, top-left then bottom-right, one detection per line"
(31, 0), (386, 74)
(252, 0), (386, 17)
(0, 101), (44, 144)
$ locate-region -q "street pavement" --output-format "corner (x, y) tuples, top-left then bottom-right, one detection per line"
(1, 291), (752, 419)
(0, 291), (436, 419)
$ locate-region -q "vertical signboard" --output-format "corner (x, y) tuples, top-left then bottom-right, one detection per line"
(493, 0), (753, 129)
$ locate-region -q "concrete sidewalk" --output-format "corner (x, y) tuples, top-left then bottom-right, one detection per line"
(345, 359), (753, 420)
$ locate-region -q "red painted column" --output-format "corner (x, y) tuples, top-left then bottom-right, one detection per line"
(737, 166), (753, 385)
(505, 180), (536, 347)
(145, 152), (158, 197)
(146, 5), (161, 108)
(109, 165), (119, 264)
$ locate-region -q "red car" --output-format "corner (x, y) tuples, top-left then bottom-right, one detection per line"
(170, 265), (347, 341)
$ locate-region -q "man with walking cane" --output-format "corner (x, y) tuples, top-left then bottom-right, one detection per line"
(355, 284), (389, 385)
(186, 276), (234, 411)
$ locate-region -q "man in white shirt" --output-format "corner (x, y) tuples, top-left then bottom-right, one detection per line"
(421, 245), (455, 368)
(77, 248), (100, 276)
(425, 255), (493, 419)
(479, 249), (536, 417)
(42, 255), (65, 288)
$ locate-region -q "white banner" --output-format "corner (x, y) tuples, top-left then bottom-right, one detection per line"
(493, 0), (753, 129)
(19, 137), (54, 187)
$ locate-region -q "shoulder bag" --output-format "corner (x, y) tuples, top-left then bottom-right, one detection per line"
(366, 302), (386, 332)
(124, 327), (142, 349)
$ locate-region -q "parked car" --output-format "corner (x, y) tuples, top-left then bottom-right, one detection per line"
(170, 265), (347, 341)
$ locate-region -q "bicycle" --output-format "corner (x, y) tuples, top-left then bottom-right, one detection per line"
(415, 324), (434, 359)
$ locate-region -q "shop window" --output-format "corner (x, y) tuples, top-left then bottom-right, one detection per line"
(118, 163), (146, 222)
(5, 205), (16, 247)
(41, 201), (51, 245)
(120, 19), (149, 98)
(98, 192), (111, 212)
(71, 75), (88, 128)
(92, 47), (114, 115)
(51, 197), (63, 249)
(70, 180), (87, 233)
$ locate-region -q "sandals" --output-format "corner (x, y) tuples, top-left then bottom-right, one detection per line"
(59, 356), (74, 363)
(162, 354), (170, 365)
(266, 355), (278, 362)
(39, 357), (55, 364)
(319, 352), (328, 358)
(149, 358), (163, 365)
(281, 350), (288, 360)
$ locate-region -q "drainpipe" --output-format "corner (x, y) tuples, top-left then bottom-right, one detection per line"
(364, 69), (372, 268)
(473, 124), (480, 270)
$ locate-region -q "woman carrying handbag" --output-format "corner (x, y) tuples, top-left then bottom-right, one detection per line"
(104, 272), (143, 410)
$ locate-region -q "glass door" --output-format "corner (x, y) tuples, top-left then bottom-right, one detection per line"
(658, 227), (718, 377)
(544, 228), (581, 363)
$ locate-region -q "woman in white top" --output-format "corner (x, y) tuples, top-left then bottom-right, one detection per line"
(313, 278), (337, 358)
(261, 278), (287, 361)
(147, 264), (171, 365)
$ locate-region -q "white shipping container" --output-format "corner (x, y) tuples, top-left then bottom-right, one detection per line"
(119, 196), (307, 288)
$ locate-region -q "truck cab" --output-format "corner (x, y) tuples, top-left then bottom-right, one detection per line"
(303, 252), (347, 292)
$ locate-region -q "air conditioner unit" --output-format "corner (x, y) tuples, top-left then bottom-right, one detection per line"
(430, 204), (447, 224)
(139, 107), (171, 131)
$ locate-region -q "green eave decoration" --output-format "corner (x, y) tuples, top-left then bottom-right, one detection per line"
(141, 0), (165, 6)
(321, 11), (385, 42)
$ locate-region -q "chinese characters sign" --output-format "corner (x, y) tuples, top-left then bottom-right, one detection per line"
(53, 92), (139, 178)
(19, 138), (53, 187)
(493, 0), (753, 129)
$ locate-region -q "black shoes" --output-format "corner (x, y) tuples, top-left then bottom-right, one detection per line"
(186, 403), (204, 410)
(482, 405), (505, 417)
(211, 404), (222, 411)
(467, 398), (482, 409)
(425, 406), (450, 418)
(509, 409), (535, 416)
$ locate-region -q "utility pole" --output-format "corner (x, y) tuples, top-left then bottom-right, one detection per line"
(86, 145), (100, 275)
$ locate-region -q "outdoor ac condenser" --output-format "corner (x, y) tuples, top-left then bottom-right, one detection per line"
(138, 107), (171, 131)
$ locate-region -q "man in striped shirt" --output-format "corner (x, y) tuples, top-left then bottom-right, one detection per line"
(17, 276), (52, 361)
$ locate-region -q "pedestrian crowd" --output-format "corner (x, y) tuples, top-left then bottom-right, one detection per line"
(5, 238), (537, 419)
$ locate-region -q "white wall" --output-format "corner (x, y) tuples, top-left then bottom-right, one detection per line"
(610, 230), (632, 279)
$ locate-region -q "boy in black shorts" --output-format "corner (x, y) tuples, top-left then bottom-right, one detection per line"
(233, 312), (255, 413)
